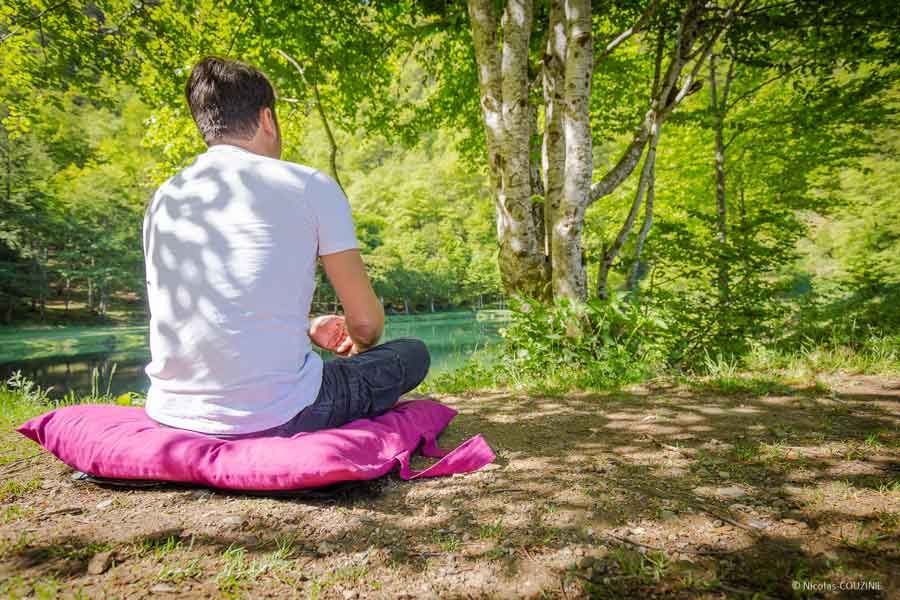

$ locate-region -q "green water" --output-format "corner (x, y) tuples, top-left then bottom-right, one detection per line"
(0, 312), (504, 398)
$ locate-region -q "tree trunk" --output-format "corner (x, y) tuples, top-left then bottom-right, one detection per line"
(709, 53), (734, 304)
(468, 0), (547, 299)
(541, 0), (566, 281)
(627, 150), (656, 292)
(627, 30), (665, 295)
(551, 0), (593, 300)
(88, 257), (95, 312)
(597, 118), (660, 298)
(99, 285), (108, 317)
(37, 247), (47, 321)
(465, 0), (735, 303)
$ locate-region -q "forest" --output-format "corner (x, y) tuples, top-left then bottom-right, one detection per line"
(1, 1), (899, 598)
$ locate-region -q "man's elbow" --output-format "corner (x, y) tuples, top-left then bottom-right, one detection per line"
(350, 319), (383, 348)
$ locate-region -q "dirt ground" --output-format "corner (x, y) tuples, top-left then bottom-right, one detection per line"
(1, 375), (899, 599)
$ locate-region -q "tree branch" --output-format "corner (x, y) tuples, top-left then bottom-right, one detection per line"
(276, 48), (344, 193)
(598, 0), (661, 61)
(0, 1), (69, 44)
(724, 59), (810, 113)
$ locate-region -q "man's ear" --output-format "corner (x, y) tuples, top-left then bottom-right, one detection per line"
(260, 107), (277, 137)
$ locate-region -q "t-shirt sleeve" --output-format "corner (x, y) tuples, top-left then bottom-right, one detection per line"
(307, 171), (359, 256)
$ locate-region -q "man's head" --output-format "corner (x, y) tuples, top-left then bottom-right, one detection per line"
(185, 57), (282, 158)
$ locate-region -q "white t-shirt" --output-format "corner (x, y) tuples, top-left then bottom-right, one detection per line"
(142, 144), (358, 434)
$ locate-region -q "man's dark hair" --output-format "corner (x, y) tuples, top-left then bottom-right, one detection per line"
(185, 57), (277, 143)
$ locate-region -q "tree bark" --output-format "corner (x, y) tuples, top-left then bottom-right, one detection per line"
(597, 118), (660, 298)
(709, 52), (735, 303)
(552, 0), (593, 300)
(38, 247), (46, 321)
(541, 0), (566, 280)
(627, 147), (656, 292)
(468, 0), (547, 299)
(627, 29), (665, 295)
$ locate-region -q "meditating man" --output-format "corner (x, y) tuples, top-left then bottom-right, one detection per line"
(142, 57), (430, 438)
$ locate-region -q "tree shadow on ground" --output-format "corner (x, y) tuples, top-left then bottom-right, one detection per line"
(2, 379), (899, 598)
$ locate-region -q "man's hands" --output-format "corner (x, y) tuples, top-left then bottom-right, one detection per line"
(319, 249), (384, 352)
(309, 314), (360, 356)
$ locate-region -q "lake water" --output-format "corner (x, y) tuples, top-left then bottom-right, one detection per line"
(0, 313), (504, 398)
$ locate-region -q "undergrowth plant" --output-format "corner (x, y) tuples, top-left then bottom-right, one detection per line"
(495, 294), (669, 391)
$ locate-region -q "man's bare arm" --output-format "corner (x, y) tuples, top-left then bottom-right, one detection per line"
(319, 249), (384, 352)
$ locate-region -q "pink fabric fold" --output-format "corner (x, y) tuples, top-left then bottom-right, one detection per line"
(16, 399), (495, 491)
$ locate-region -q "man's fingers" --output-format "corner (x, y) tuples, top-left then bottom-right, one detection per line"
(335, 337), (353, 355)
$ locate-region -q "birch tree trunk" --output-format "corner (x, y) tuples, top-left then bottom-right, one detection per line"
(627, 30), (665, 294)
(627, 143), (657, 292)
(592, 0), (736, 298)
(541, 0), (566, 282)
(597, 119), (659, 297)
(466, 0), (738, 302)
(468, 0), (549, 299)
(552, 0), (592, 300)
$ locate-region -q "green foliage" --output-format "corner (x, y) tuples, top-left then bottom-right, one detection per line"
(497, 294), (667, 390)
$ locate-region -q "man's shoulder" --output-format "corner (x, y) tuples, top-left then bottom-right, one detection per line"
(152, 153), (335, 203)
(255, 160), (344, 202)
(262, 159), (332, 188)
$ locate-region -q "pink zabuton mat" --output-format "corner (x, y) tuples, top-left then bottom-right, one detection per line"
(17, 399), (495, 491)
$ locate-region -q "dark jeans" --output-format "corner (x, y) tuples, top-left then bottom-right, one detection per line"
(218, 337), (430, 439)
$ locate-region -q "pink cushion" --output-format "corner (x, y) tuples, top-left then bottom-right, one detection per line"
(16, 399), (495, 491)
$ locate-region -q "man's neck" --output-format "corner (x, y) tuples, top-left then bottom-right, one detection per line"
(208, 138), (279, 159)
(209, 139), (255, 153)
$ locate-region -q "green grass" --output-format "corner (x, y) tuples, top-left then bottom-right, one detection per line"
(158, 557), (203, 584)
(744, 335), (900, 377)
(424, 330), (899, 397)
(0, 479), (41, 502)
(214, 540), (301, 595)
(478, 520), (505, 540)
(135, 534), (186, 560)
(431, 530), (462, 553)
(607, 547), (671, 584)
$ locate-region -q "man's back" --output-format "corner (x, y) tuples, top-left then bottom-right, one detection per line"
(143, 144), (358, 434)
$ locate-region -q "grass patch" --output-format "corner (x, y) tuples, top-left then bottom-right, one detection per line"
(478, 520), (505, 540)
(431, 530), (462, 553)
(215, 540), (300, 595)
(0, 478), (41, 502)
(135, 534), (186, 560)
(308, 560), (371, 599)
(158, 557), (203, 584)
(609, 547), (671, 584)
